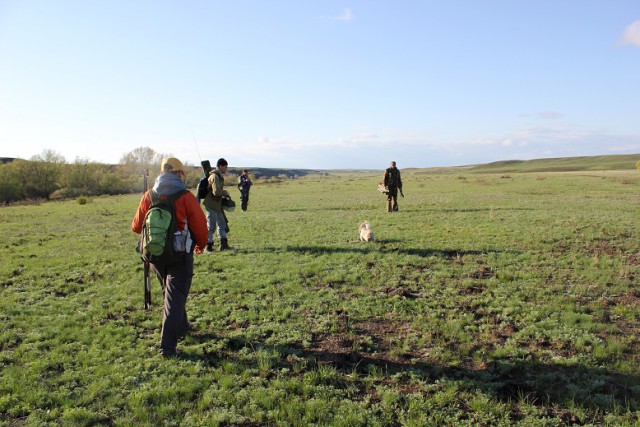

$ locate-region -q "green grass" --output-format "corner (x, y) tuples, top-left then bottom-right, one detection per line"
(1, 170), (639, 425)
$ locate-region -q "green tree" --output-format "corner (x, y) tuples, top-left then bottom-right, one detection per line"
(30, 150), (66, 200)
(0, 162), (21, 203)
(61, 157), (102, 196)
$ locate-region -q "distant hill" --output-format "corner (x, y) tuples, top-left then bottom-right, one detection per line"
(465, 154), (640, 174)
(3, 153), (638, 175)
(232, 154), (640, 178)
(225, 167), (329, 179)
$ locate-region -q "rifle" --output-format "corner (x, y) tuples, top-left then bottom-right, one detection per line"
(400, 188), (404, 198)
(201, 160), (212, 178)
(142, 169), (152, 309)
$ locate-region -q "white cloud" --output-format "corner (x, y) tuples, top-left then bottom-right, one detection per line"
(620, 20), (640, 46)
(333, 8), (353, 22)
(500, 138), (527, 147)
(607, 144), (640, 152)
(501, 138), (514, 147)
(538, 112), (562, 120)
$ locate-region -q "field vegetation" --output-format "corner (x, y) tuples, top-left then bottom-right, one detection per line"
(1, 166), (639, 425)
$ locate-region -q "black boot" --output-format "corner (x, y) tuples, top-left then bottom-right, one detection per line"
(219, 238), (231, 251)
(205, 242), (214, 253)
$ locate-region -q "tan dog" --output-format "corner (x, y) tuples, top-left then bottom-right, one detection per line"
(359, 221), (375, 242)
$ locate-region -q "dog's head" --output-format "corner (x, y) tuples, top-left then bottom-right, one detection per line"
(359, 221), (370, 231)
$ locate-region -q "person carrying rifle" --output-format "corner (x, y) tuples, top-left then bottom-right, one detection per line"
(203, 158), (232, 251)
(383, 160), (403, 213)
(131, 157), (208, 358)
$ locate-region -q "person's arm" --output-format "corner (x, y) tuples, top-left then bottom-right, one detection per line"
(184, 193), (209, 252)
(211, 173), (228, 197)
(131, 192), (151, 234)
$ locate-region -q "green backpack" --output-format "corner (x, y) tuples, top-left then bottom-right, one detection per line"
(141, 189), (188, 267)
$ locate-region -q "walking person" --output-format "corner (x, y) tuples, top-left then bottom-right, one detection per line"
(237, 169), (252, 211)
(383, 161), (403, 212)
(203, 158), (232, 251)
(131, 157), (208, 358)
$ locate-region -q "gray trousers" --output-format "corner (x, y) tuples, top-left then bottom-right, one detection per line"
(152, 252), (193, 354)
(205, 206), (227, 242)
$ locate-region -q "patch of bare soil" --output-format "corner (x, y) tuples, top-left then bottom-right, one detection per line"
(298, 315), (426, 372)
(470, 266), (495, 279)
(382, 286), (422, 299)
(586, 238), (623, 256)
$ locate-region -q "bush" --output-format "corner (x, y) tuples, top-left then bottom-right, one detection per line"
(77, 197), (88, 205)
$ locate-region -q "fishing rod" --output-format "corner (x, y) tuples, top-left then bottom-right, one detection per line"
(188, 122), (212, 177)
(189, 122), (203, 163)
(142, 169), (151, 309)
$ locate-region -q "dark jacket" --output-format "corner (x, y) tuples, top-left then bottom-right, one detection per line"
(384, 167), (402, 190)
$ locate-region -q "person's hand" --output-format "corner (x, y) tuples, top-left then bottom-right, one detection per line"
(194, 246), (203, 255)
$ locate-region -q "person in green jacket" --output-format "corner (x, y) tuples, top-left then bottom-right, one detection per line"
(203, 158), (231, 251)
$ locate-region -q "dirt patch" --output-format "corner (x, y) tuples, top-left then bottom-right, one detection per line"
(382, 286), (422, 299)
(471, 266), (495, 279)
(299, 316), (424, 371)
(586, 238), (622, 256)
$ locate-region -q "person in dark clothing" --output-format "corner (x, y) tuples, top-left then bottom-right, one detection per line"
(131, 157), (208, 357)
(237, 169), (252, 211)
(383, 161), (403, 212)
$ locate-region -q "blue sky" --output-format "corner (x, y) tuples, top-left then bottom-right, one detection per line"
(1, 1), (639, 169)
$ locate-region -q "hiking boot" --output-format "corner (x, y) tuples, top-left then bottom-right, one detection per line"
(219, 238), (231, 251)
(205, 242), (214, 253)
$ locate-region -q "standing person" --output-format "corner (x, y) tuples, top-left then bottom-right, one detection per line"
(237, 169), (252, 211)
(131, 157), (208, 358)
(203, 158), (231, 251)
(383, 160), (403, 212)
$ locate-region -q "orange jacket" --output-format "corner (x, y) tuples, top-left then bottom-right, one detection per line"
(132, 190), (208, 252)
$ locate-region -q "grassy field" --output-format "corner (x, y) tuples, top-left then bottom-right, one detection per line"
(1, 169), (639, 426)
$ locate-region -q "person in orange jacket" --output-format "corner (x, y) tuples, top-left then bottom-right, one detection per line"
(132, 157), (208, 358)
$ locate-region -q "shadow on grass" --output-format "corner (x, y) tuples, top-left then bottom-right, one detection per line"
(291, 347), (639, 412)
(180, 331), (639, 415)
(437, 207), (535, 213)
(276, 245), (517, 258)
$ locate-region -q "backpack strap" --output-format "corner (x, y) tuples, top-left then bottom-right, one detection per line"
(166, 189), (188, 203)
(149, 189), (160, 204)
(150, 189), (188, 205)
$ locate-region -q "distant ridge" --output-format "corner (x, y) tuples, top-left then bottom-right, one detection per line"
(225, 167), (328, 179)
(466, 154), (640, 173)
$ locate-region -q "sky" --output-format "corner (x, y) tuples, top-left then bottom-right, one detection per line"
(1, 1), (639, 169)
